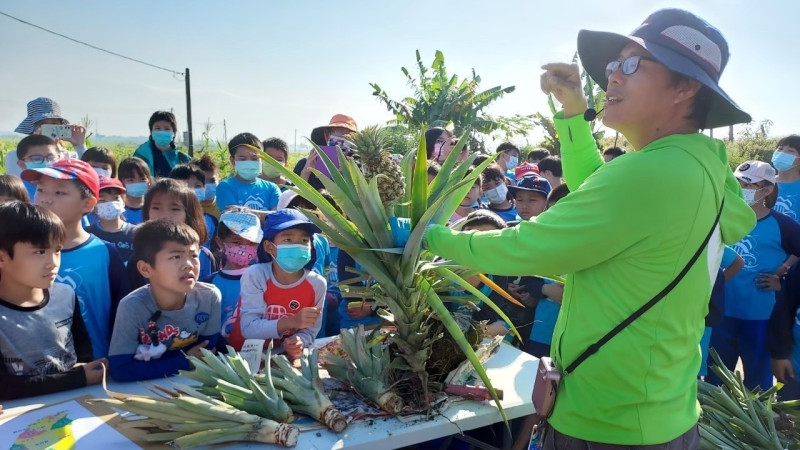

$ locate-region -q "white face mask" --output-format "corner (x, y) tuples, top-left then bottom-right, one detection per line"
(95, 200), (126, 220)
(94, 167), (112, 178)
(742, 188), (765, 206)
(485, 184), (509, 204)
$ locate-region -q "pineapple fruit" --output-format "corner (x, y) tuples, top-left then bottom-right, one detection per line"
(349, 125), (405, 205)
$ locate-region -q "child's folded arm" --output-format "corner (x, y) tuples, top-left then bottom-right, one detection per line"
(0, 363), (87, 400)
(239, 265), (283, 340)
(108, 351), (191, 382)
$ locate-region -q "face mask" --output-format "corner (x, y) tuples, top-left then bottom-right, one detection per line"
(223, 243), (258, 267)
(94, 167), (112, 178)
(484, 184), (509, 204)
(95, 200), (126, 220)
(772, 151), (797, 172)
(152, 130), (174, 147)
(204, 183), (217, 200)
(25, 161), (49, 169)
(235, 161), (262, 181)
(262, 164), (283, 178)
(507, 156), (519, 170)
(193, 188), (206, 202)
(274, 243), (312, 273)
(742, 188), (765, 206)
(125, 182), (148, 198)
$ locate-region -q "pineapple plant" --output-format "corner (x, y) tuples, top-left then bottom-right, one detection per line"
(349, 125), (406, 206)
(250, 132), (521, 419)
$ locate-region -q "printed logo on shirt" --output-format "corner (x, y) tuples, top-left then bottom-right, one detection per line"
(289, 300), (300, 310)
(774, 196), (797, 220)
(118, 241), (133, 250)
(195, 312), (210, 325)
(732, 238), (758, 270)
(135, 323), (199, 361)
(56, 267), (83, 291)
(243, 195), (266, 210)
(266, 304), (289, 320)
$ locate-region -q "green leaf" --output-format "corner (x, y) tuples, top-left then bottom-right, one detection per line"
(410, 129), (429, 228)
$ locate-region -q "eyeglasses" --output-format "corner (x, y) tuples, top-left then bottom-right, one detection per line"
(605, 55), (656, 79)
(24, 154), (58, 164)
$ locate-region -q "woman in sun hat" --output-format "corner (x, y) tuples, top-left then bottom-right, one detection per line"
(418, 8), (758, 448)
(7, 97), (87, 176)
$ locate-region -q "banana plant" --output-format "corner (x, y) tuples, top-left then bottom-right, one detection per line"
(249, 132), (515, 421)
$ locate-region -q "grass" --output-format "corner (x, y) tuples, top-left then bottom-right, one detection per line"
(0, 138), (307, 177)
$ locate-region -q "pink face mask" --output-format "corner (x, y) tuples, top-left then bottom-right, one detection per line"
(223, 243), (258, 267)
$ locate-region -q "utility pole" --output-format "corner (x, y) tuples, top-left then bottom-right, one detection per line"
(223, 119), (228, 145)
(294, 129), (298, 153)
(729, 125), (734, 141)
(185, 67), (194, 156)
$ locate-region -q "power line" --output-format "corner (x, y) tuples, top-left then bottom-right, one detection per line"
(0, 10), (184, 77)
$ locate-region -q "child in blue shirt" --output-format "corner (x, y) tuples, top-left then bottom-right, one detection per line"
(86, 176), (135, 262)
(205, 209), (261, 348)
(23, 159), (130, 359)
(118, 157), (153, 226)
(216, 133), (280, 213)
(169, 164), (218, 248)
(15, 135), (60, 201)
(261, 137), (294, 192)
(773, 135), (800, 221)
(709, 161), (800, 391)
(109, 220), (220, 381)
(481, 164), (517, 222)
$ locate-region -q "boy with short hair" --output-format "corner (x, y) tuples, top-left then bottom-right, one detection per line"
(261, 137), (294, 192)
(23, 159), (129, 359)
(537, 156), (563, 190)
(87, 176), (135, 261)
(495, 142), (520, 182)
(216, 133), (281, 213)
(228, 209), (326, 355)
(169, 164), (218, 247)
(0, 202), (106, 400)
(509, 174), (552, 221)
(108, 220), (221, 381)
(193, 154), (221, 219)
(16, 135), (60, 201)
(527, 148), (551, 165)
(481, 164), (518, 222)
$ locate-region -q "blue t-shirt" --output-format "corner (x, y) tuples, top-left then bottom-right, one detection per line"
(58, 234), (129, 359)
(206, 270), (244, 342)
(530, 299), (560, 345)
(721, 244), (737, 269)
(725, 211), (800, 320)
(86, 222), (136, 262)
(312, 234), (330, 279)
(123, 206), (144, 226)
(204, 213), (218, 249)
(488, 204), (519, 223)
(776, 179), (800, 221)
(327, 245), (341, 297)
(216, 177), (280, 212)
(23, 180), (37, 202)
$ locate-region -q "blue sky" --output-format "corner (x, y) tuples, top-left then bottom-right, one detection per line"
(1, 0), (797, 149)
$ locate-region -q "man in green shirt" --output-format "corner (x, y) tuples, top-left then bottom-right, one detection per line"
(425, 9), (756, 447)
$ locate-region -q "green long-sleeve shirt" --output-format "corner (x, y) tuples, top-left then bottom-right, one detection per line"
(427, 112), (755, 445)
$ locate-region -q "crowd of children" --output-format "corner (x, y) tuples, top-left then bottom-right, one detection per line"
(2, 95), (800, 418)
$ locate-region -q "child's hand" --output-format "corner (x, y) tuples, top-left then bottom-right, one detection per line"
(542, 283), (565, 303)
(347, 302), (373, 319)
(771, 358), (795, 383)
(507, 283), (526, 299)
(186, 340), (211, 360)
(79, 358), (108, 385)
(485, 322), (509, 338)
(756, 273), (781, 292)
(292, 307), (321, 329)
(283, 336), (304, 358)
(66, 125), (87, 147)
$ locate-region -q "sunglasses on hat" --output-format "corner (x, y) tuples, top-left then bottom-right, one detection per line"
(605, 55), (657, 79)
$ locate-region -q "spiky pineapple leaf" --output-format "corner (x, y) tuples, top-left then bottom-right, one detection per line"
(410, 131), (429, 228)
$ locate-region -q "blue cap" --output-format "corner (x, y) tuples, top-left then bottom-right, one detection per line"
(509, 175), (551, 197)
(262, 209), (321, 240)
(577, 8), (750, 128)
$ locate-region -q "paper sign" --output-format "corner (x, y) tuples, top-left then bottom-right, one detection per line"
(1, 400), (138, 449)
(241, 338), (266, 374)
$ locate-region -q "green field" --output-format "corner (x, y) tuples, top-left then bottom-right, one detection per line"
(0, 138), (307, 177)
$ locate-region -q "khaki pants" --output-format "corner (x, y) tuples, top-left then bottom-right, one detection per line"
(542, 424), (699, 450)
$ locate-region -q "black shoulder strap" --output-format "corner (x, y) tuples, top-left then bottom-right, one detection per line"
(564, 198), (725, 375)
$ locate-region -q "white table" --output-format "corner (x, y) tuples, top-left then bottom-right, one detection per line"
(1, 344), (538, 449)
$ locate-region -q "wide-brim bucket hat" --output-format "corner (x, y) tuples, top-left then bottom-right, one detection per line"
(15, 97), (68, 134)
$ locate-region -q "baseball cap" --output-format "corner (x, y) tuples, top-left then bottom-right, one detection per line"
(734, 161), (776, 185)
(515, 162), (540, 179)
(263, 209), (321, 240)
(577, 8), (750, 128)
(325, 114), (358, 134)
(220, 211), (264, 243)
(21, 158), (100, 198)
(98, 176), (126, 193)
(276, 190), (298, 211)
(509, 174), (552, 197)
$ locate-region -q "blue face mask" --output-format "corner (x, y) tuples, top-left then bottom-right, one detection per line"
(125, 181), (148, 198)
(274, 244), (312, 273)
(507, 156), (519, 170)
(204, 182), (217, 200)
(772, 151), (797, 172)
(235, 161), (262, 181)
(25, 161), (48, 169)
(193, 187), (206, 202)
(152, 130), (174, 147)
